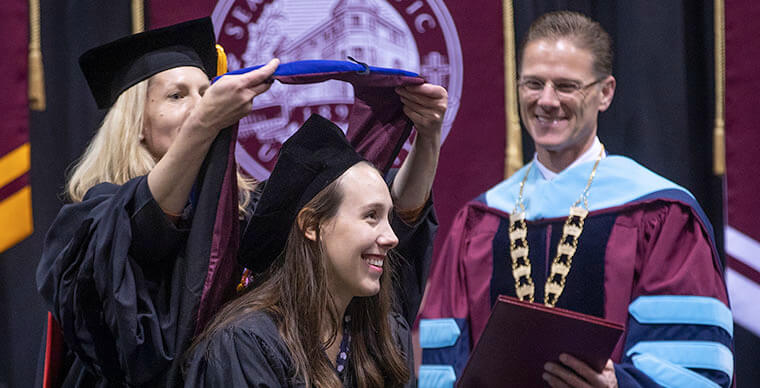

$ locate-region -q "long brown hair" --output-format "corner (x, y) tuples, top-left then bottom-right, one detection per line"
(191, 163), (410, 387)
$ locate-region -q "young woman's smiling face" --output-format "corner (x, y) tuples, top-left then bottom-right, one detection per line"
(316, 163), (399, 306)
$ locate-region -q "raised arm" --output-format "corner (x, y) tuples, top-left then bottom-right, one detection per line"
(391, 83), (447, 214)
(387, 83), (446, 322)
(148, 59), (279, 216)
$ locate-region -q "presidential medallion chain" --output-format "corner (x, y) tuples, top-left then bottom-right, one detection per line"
(508, 146), (604, 307)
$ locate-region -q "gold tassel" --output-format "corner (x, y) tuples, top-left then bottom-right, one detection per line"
(503, 0), (522, 179)
(713, 0), (726, 175)
(131, 0), (144, 34)
(216, 44), (228, 76)
(28, 0), (45, 111)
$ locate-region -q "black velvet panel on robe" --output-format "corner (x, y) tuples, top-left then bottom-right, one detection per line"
(490, 213), (615, 318)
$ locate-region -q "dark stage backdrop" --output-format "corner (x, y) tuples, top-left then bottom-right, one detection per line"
(0, 2), (131, 387)
(0, 1), (757, 387)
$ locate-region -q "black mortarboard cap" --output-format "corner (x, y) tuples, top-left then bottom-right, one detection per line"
(239, 114), (365, 271)
(79, 17), (217, 109)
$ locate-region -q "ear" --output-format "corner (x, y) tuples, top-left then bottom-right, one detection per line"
(597, 75), (616, 112)
(141, 103), (156, 142)
(140, 118), (148, 142)
(297, 208), (318, 242)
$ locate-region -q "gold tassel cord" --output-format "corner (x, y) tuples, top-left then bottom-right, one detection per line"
(28, 0), (45, 111)
(132, 0), (145, 34)
(216, 44), (228, 76)
(503, 0), (523, 179)
(714, 0), (726, 175)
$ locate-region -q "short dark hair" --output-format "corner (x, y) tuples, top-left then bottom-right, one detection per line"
(519, 10), (613, 77)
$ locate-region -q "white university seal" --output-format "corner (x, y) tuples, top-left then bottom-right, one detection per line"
(213, 0), (462, 179)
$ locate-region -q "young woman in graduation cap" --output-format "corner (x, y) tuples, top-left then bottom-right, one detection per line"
(37, 17), (446, 388)
(185, 114), (420, 387)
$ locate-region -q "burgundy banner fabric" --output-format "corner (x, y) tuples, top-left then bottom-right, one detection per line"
(0, 0), (27, 157)
(0, 0), (31, 253)
(725, 0), (760, 338)
(148, 1), (215, 29)
(149, 0), (508, 254)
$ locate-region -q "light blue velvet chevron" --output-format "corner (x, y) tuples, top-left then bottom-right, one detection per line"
(632, 353), (721, 388)
(626, 341), (734, 380)
(420, 318), (461, 349)
(629, 295), (733, 336)
(418, 365), (456, 388)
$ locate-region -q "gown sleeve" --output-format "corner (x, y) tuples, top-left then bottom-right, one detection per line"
(36, 176), (193, 385)
(613, 201), (734, 388)
(388, 312), (417, 388)
(391, 193), (438, 325)
(384, 169), (439, 325)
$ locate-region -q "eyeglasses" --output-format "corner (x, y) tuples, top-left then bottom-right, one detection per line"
(517, 77), (605, 99)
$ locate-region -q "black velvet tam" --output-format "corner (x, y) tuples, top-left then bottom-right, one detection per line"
(240, 114), (365, 271)
(79, 17), (217, 109)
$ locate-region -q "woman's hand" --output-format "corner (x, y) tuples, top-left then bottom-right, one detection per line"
(186, 58), (280, 138)
(396, 83), (448, 143)
(391, 83), (448, 218)
(149, 59), (279, 217)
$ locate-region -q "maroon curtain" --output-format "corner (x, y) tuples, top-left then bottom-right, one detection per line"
(725, 0), (760, 352)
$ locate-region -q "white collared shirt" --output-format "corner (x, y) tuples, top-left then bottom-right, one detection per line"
(534, 137), (605, 181)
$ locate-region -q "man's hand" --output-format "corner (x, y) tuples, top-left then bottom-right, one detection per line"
(543, 355), (617, 388)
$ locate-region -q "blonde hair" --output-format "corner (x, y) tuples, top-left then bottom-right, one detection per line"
(66, 77), (256, 215)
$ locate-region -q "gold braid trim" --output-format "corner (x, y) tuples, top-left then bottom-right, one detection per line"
(503, 0), (522, 179)
(544, 206), (587, 306)
(131, 0), (144, 34)
(509, 211), (534, 302)
(713, 0), (726, 175)
(28, 0), (45, 111)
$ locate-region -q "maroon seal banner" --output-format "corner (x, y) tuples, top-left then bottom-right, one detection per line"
(149, 0), (508, 249)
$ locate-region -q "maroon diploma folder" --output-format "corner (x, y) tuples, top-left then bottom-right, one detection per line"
(457, 295), (624, 388)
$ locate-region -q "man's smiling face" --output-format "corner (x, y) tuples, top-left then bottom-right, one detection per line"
(518, 38), (614, 161)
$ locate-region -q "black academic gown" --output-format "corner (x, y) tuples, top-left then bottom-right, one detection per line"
(37, 125), (242, 388)
(183, 196), (435, 388)
(37, 176), (204, 387)
(36, 170), (435, 387)
(183, 311), (414, 388)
